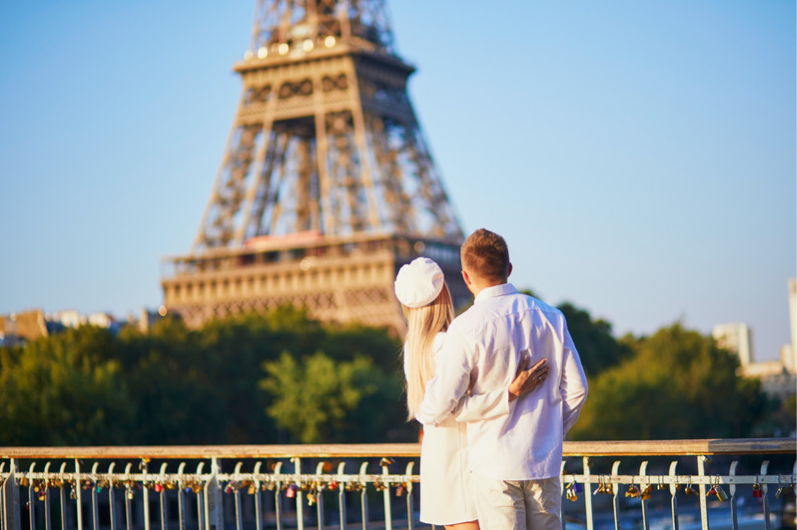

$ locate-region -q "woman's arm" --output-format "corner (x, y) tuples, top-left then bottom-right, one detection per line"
(450, 357), (549, 422)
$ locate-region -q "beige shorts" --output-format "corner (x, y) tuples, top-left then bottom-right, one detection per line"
(470, 473), (562, 530)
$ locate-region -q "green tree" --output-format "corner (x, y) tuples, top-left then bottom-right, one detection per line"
(557, 302), (631, 375)
(518, 290), (629, 376)
(569, 323), (768, 440)
(0, 326), (134, 445)
(261, 351), (400, 443)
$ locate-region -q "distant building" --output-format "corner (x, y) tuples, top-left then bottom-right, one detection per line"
(713, 322), (754, 366)
(785, 278), (797, 373)
(0, 309), (49, 345)
(51, 309), (85, 328)
(138, 308), (167, 333)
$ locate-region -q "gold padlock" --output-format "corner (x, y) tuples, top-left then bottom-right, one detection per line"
(715, 484), (729, 502)
(625, 485), (640, 498)
(640, 485), (653, 501)
(566, 484), (578, 502)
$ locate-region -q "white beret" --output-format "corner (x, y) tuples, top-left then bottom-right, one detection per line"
(394, 257), (445, 308)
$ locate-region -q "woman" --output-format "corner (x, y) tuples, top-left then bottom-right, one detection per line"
(394, 257), (549, 530)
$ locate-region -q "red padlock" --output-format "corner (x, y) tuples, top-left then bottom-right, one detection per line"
(752, 484), (762, 498)
(154, 484), (163, 493)
(286, 484), (297, 498)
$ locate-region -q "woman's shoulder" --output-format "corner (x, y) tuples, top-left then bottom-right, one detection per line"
(432, 332), (446, 353)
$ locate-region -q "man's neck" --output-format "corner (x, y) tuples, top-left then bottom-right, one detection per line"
(470, 279), (507, 298)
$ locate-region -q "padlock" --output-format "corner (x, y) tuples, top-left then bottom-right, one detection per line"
(395, 484), (406, 497)
(684, 484), (698, 496)
(640, 485), (653, 501)
(566, 485), (578, 502)
(752, 484), (762, 498)
(625, 485), (640, 498)
(154, 484), (163, 493)
(286, 484), (297, 498)
(715, 485), (729, 502)
(306, 492), (316, 506)
(573, 483), (583, 493)
(329, 481), (339, 491)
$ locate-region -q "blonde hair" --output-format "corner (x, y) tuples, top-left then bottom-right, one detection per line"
(402, 283), (454, 421)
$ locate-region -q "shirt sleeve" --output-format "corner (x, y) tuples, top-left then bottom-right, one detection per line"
(560, 326), (588, 435)
(450, 387), (511, 423)
(415, 322), (474, 425)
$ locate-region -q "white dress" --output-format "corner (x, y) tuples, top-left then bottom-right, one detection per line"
(405, 332), (510, 526)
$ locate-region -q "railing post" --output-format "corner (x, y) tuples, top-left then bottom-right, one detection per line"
(75, 459), (84, 530)
(90, 463), (100, 530)
(315, 462), (326, 530)
(292, 457), (304, 530)
(204, 458), (223, 530)
(107, 462), (116, 530)
(610, 461), (621, 530)
(359, 462), (369, 530)
(405, 462), (415, 530)
(583, 457), (594, 530)
(697, 455), (710, 530)
(336, 463), (347, 530)
(43, 462), (53, 530)
(669, 461), (679, 530)
(158, 463), (169, 530)
(194, 462), (205, 530)
(728, 461), (739, 530)
(232, 462), (243, 530)
(26, 464), (35, 530)
(273, 462), (283, 530)
(253, 462), (263, 530)
(760, 461), (771, 530)
(639, 461), (650, 530)
(141, 459), (151, 530)
(4, 460), (21, 530)
(60, 463), (69, 530)
(381, 460), (392, 530)
(560, 462), (567, 530)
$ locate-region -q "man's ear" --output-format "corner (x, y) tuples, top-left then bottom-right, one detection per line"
(462, 269), (472, 286)
(507, 262), (513, 278)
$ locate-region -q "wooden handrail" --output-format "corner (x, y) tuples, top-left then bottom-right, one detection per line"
(0, 438), (793, 460)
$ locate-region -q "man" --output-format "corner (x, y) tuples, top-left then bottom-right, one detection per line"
(416, 228), (588, 530)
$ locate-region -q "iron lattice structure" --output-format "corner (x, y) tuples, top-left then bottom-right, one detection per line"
(162, 0), (467, 332)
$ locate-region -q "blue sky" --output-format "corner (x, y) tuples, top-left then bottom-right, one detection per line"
(1, 1), (794, 361)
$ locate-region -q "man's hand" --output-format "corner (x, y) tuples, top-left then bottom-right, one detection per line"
(508, 357), (549, 402)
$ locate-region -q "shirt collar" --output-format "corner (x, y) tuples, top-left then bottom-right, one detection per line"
(474, 282), (518, 304)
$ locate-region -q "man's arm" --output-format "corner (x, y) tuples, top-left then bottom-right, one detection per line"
(560, 326), (588, 435)
(415, 324), (474, 425)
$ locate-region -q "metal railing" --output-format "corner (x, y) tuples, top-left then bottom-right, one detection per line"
(0, 439), (794, 530)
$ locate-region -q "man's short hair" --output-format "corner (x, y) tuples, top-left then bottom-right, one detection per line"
(461, 228), (510, 282)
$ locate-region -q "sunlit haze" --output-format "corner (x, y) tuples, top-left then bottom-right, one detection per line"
(0, 1), (794, 361)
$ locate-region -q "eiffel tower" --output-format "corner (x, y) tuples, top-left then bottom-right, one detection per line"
(161, 0), (467, 334)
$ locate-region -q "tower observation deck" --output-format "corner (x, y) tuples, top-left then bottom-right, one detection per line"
(161, 0), (467, 334)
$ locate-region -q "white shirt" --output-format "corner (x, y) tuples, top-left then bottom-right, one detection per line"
(416, 283), (588, 481)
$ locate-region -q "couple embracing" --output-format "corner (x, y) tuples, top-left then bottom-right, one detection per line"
(394, 229), (589, 530)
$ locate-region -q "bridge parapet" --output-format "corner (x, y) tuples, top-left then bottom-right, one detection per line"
(1, 439), (794, 530)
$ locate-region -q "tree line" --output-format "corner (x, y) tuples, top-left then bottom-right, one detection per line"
(0, 300), (791, 446)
